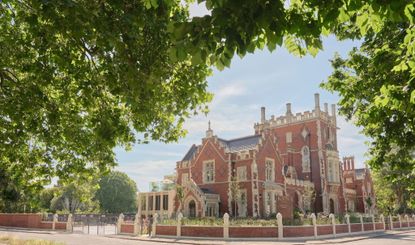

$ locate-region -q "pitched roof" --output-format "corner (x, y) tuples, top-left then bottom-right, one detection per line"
(182, 144), (198, 161)
(218, 135), (261, 152)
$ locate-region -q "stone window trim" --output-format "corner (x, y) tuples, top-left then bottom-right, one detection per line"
(265, 157), (275, 182)
(203, 160), (215, 183)
(237, 166), (248, 181)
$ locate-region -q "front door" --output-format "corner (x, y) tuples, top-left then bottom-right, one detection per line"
(189, 200), (196, 217)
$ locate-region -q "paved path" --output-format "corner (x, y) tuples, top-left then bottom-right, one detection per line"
(1, 228), (414, 245)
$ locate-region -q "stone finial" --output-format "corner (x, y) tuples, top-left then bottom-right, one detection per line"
(206, 120), (213, 138)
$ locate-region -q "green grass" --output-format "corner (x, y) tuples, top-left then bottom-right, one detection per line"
(0, 235), (64, 245)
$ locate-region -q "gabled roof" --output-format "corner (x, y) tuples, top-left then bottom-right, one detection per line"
(182, 144), (198, 161)
(218, 135), (261, 152)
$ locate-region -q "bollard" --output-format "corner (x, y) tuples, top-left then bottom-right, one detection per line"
(345, 213), (351, 233)
(329, 213), (336, 237)
(310, 213), (317, 238)
(277, 213), (283, 239)
(177, 212), (183, 237)
(223, 213), (229, 239)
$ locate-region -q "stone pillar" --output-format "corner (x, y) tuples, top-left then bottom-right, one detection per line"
(137, 192), (142, 218)
(389, 215), (393, 230)
(271, 192), (276, 214)
(145, 194), (149, 217)
(359, 214), (364, 232)
(329, 213), (336, 237)
(380, 214), (385, 230)
(160, 193), (164, 218)
(117, 213), (124, 234)
(398, 214), (402, 229)
(153, 194), (156, 212)
(277, 213), (283, 239)
(405, 214), (409, 229)
(177, 212), (183, 238)
(66, 214), (73, 233)
(52, 214), (58, 230)
(134, 213), (140, 235)
(223, 213), (229, 239)
(345, 213), (351, 233)
(311, 213), (317, 238)
(151, 213), (158, 237)
(372, 214), (375, 231)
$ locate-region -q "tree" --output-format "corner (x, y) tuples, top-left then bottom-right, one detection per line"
(38, 187), (59, 212)
(176, 184), (185, 213)
(51, 178), (99, 213)
(0, 0), (212, 203)
(95, 171), (137, 214)
(229, 176), (241, 217)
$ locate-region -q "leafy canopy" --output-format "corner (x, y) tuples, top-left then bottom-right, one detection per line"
(95, 171), (138, 213)
(0, 0), (212, 199)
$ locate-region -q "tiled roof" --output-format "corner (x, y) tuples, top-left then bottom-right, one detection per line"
(218, 135), (261, 152)
(182, 144), (198, 161)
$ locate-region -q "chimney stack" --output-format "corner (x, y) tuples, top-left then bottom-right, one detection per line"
(324, 103), (329, 114)
(261, 107), (266, 123)
(331, 104), (337, 124)
(286, 103), (292, 115)
(314, 93), (320, 110)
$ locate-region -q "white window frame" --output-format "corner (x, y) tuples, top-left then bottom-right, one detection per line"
(203, 160), (215, 183)
(265, 158), (275, 182)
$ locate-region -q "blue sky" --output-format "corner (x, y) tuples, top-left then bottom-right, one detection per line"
(115, 4), (368, 191)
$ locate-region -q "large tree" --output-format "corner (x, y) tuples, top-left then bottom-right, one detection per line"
(0, 0), (211, 204)
(95, 171), (137, 213)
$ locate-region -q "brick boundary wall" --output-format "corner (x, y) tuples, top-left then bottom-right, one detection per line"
(115, 213), (415, 240)
(0, 213), (67, 230)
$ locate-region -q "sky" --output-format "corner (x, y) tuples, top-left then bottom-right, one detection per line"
(115, 3), (369, 191)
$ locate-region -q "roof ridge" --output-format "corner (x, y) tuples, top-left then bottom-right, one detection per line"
(219, 134), (261, 142)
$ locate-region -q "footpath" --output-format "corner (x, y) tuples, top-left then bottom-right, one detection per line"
(107, 229), (415, 244)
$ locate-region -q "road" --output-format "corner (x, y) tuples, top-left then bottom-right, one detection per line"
(0, 229), (414, 245)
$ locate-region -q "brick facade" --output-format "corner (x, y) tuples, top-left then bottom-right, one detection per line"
(174, 94), (375, 218)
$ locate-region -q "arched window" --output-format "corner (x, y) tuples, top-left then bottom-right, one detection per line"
(301, 146), (310, 172)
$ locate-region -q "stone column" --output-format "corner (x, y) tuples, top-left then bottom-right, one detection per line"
(153, 194), (156, 212)
(389, 215), (393, 230)
(151, 213), (158, 237)
(134, 213), (140, 236)
(223, 213), (229, 239)
(117, 213), (124, 234)
(160, 193), (164, 218)
(66, 214), (73, 232)
(345, 213), (351, 233)
(145, 194), (149, 217)
(359, 214), (364, 232)
(277, 213), (283, 239)
(329, 213), (336, 237)
(380, 214), (385, 230)
(52, 214), (58, 230)
(177, 212), (183, 238)
(311, 213), (317, 238)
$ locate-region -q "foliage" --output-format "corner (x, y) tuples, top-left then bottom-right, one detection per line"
(38, 187), (59, 212)
(372, 165), (415, 214)
(182, 217), (223, 226)
(322, 21), (415, 175)
(50, 178), (99, 213)
(0, 235), (64, 245)
(0, 0), (212, 204)
(95, 171), (138, 213)
(229, 176), (241, 217)
(176, 185), (185, 212)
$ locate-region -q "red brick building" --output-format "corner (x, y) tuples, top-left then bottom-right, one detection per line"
(175, 94), (375, 218)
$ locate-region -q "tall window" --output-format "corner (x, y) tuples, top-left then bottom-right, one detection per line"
(237, 166), (247, 181)
(203, 161), (215, 183)
(163, 195), (169, 210)
(286, 132), (292, 143)
(155, 195), (161, 210)
(265, 159), (274, 181)
(301, 146), (311, 172)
